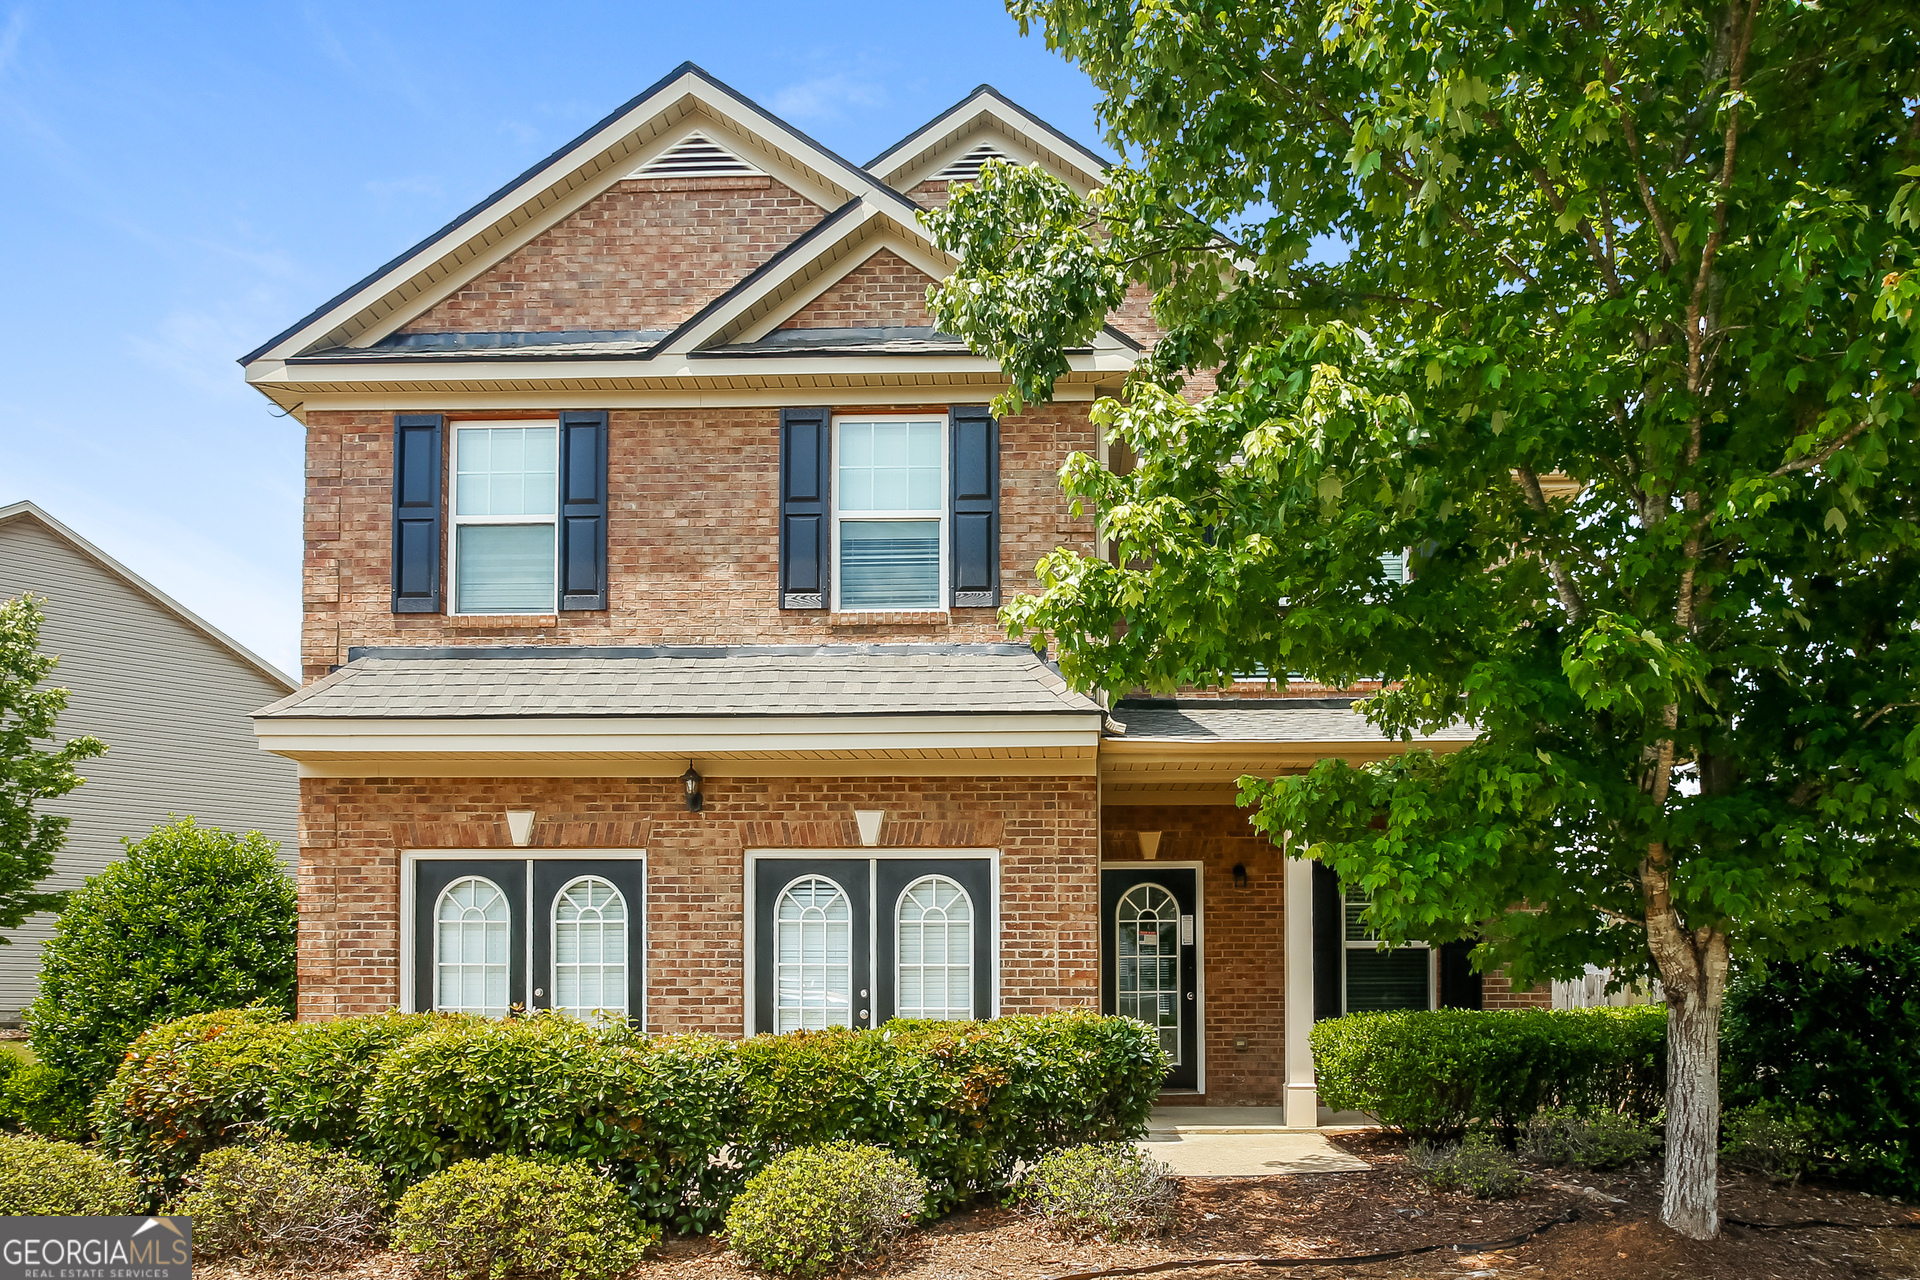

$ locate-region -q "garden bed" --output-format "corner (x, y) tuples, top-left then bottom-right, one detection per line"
(195, 1132), (1920, 1280)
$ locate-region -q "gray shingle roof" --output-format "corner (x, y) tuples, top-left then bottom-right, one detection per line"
(1110, 699), (1475, 744)
(255, 644), (1102, 720)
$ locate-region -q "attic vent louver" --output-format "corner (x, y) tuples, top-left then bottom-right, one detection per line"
(933, 142), (1014, 183)
(632, 132), (760, 178)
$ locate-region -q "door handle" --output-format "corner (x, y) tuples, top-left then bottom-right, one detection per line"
(1186, 992), (1194, 1000)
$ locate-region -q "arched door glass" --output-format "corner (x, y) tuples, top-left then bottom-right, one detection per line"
(774, 875), (853, 1032)
(1116, 883), (1181, 1063)
(435, 875), (512, 1017)
(552, 876), (628, 1022)
(896, 875), (972, 1020)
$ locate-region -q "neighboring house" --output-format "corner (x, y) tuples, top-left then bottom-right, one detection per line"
(241, 65), (1544, 1115)
(0, 502), (299, 1020)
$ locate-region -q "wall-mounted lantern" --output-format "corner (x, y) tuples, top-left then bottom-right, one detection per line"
(681, 764), (704, 814)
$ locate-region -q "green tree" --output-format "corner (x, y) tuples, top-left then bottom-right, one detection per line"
(26, 818), (297, 1101)
(0, 595), (106, 932)
(923, 0), (1920, 1238)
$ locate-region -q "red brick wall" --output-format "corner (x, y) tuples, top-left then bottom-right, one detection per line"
(1101, 803), (1287, 1104)
(398, 176), (826, 335)
(780, 249), (934, 330)
(300, 402), (1096, 678)
(296, 774), (1099, 1030)
(1481, 970), (1553, 1009)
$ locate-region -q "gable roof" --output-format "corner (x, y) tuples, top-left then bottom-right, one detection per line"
(866, 84), (1113, 194)
(239, 62), (927, 368)
(0, 501), (296, 692)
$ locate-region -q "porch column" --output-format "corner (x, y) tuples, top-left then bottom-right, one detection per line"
(1283, 848), (1319, 1127)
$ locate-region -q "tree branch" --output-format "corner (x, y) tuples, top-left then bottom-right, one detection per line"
(1516, 467), (1589, 623)
(1770, 421), (1869, 477)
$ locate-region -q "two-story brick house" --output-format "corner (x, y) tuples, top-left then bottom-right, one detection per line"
(242, 65), (1536, 1117)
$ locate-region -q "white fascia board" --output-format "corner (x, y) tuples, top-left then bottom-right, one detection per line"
(256, 711), (1105, 758)
(255, 384), (1105, 416)
(871, 92), (1110, 192)
(730, 230), (954, 346)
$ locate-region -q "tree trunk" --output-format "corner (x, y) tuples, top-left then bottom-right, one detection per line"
(1661, 947), (1728, 1239)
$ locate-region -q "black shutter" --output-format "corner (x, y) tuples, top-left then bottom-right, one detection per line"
(1439, 940), (1484, 1010)
(779, 407), (831, 609)
(1312, 862), (1343, 1019)
(558, 410), (609, 611)
(390, 414), (444, 613)
(950, 404), (999, 607)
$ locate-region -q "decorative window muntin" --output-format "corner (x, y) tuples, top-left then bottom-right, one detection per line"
(895, 875), (973, 1021)
(435, 875), (512, 1017)
(551, 876), (628, 1022)
(1115, 883), (1181, 1064)
(451, 422), (558, 614)
(773, 875), (853, 1032)
(832, 417), (945, 611)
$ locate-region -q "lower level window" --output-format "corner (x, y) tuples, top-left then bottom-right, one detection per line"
(895, 875), (973, 1020)
(1344, 885), (1433, 1012)
(552, 876), (629, 1022)
(774, 875), (854, 1032)
(1115, 882), (1182, 1063)
(435, 876), (512, 1017)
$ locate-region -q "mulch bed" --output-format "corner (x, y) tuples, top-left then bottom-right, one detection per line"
(198, 1131), (1920, 1280)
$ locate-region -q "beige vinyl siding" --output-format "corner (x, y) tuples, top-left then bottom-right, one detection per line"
(0, 514), (298, 1019)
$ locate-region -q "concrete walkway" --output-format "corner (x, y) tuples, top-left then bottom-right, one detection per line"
(1138, 1106), (1373, 1177)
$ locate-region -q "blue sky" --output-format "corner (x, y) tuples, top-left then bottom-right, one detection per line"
(0, 1), (1106, 676)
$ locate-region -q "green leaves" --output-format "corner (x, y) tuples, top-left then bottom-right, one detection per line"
(0, 594), (107, 931)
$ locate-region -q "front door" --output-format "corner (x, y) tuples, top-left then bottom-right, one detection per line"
(412, 855), (644, 1022)
(1101, 866), (1200, 1089)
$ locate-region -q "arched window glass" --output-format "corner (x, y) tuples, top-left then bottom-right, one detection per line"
(774, 875), (852, 1032)
(435, 876), (511, 1017)
(552, 876), (628, 1022)
(1115, 883), (1181, 1063)
(896, 876), (973, 1021)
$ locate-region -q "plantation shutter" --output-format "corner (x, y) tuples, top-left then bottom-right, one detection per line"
(779, 407), (831, 609)
(1312, 863), (1343, 1020)
(949, 404), (999, 607)
(557, 410), (609, 611)
(390, 413), (444, 613)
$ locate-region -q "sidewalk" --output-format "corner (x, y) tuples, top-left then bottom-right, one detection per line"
(1137, 1106), (1374, 1177)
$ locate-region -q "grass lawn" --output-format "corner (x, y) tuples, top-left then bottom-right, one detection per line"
(0, 1040), (33, 1064)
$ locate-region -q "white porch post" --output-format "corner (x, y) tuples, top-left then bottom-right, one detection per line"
(1283, 848), (1319, 1127)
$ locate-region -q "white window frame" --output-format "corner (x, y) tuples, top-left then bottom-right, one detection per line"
(398, 850), (647, 1029)
(829, 414), (949, 613)
(771, 873), (858, 1033)
(433, 875), (515, 1018)
(549, 874), (632, 1024)
(893, 874), (975, 1022)
(742, 848), (1000, 1037)
(448, 419), (561, 616)
(1340, 885), (1437, 1014)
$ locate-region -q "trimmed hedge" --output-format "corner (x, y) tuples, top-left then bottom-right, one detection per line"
(92, 1007), (1163, 1230)
(394, 1155), (657, 1280)
(1309, 1005), (1666, 1139)
(0, 1132), (143, 1216)
(734, 1014), (1166, 1211)
(723, 1142), (927, 1277)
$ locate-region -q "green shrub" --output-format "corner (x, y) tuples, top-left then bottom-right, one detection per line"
(94, 1007), (294, 1191)
(362, 1014), (741, 1230)
(1724, 941), (1920, 1196)
(1310, 1005), (1666, 1140)
(1410, 1134), (1529, 1199)
(735, 1012), (1165, 1212)
(0, 1061), (90, 1140)
(1721, 1102), (1820, 1183)
(393, 1154), (657, 1280)
(262, 1010), (452, 1153)
(171, 1139), (388, 1260)
(1020, 1142), (1177, 1240)
(25, 818), (297, 1101)
(723, 1142), (927, 1278)
(1520, 1107), (1662, 1170)
(0, 1131), (142, 1215)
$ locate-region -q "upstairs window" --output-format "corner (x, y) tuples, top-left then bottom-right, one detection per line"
(833, 417), (944, 610)
(452, 422), (557, 614)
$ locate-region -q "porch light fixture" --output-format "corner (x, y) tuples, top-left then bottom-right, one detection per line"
(1232, 863), (1249, 889)
(1138, 831), (1162, 860)
(505, 810), (536, 848)
(681, 764), (704, 814)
